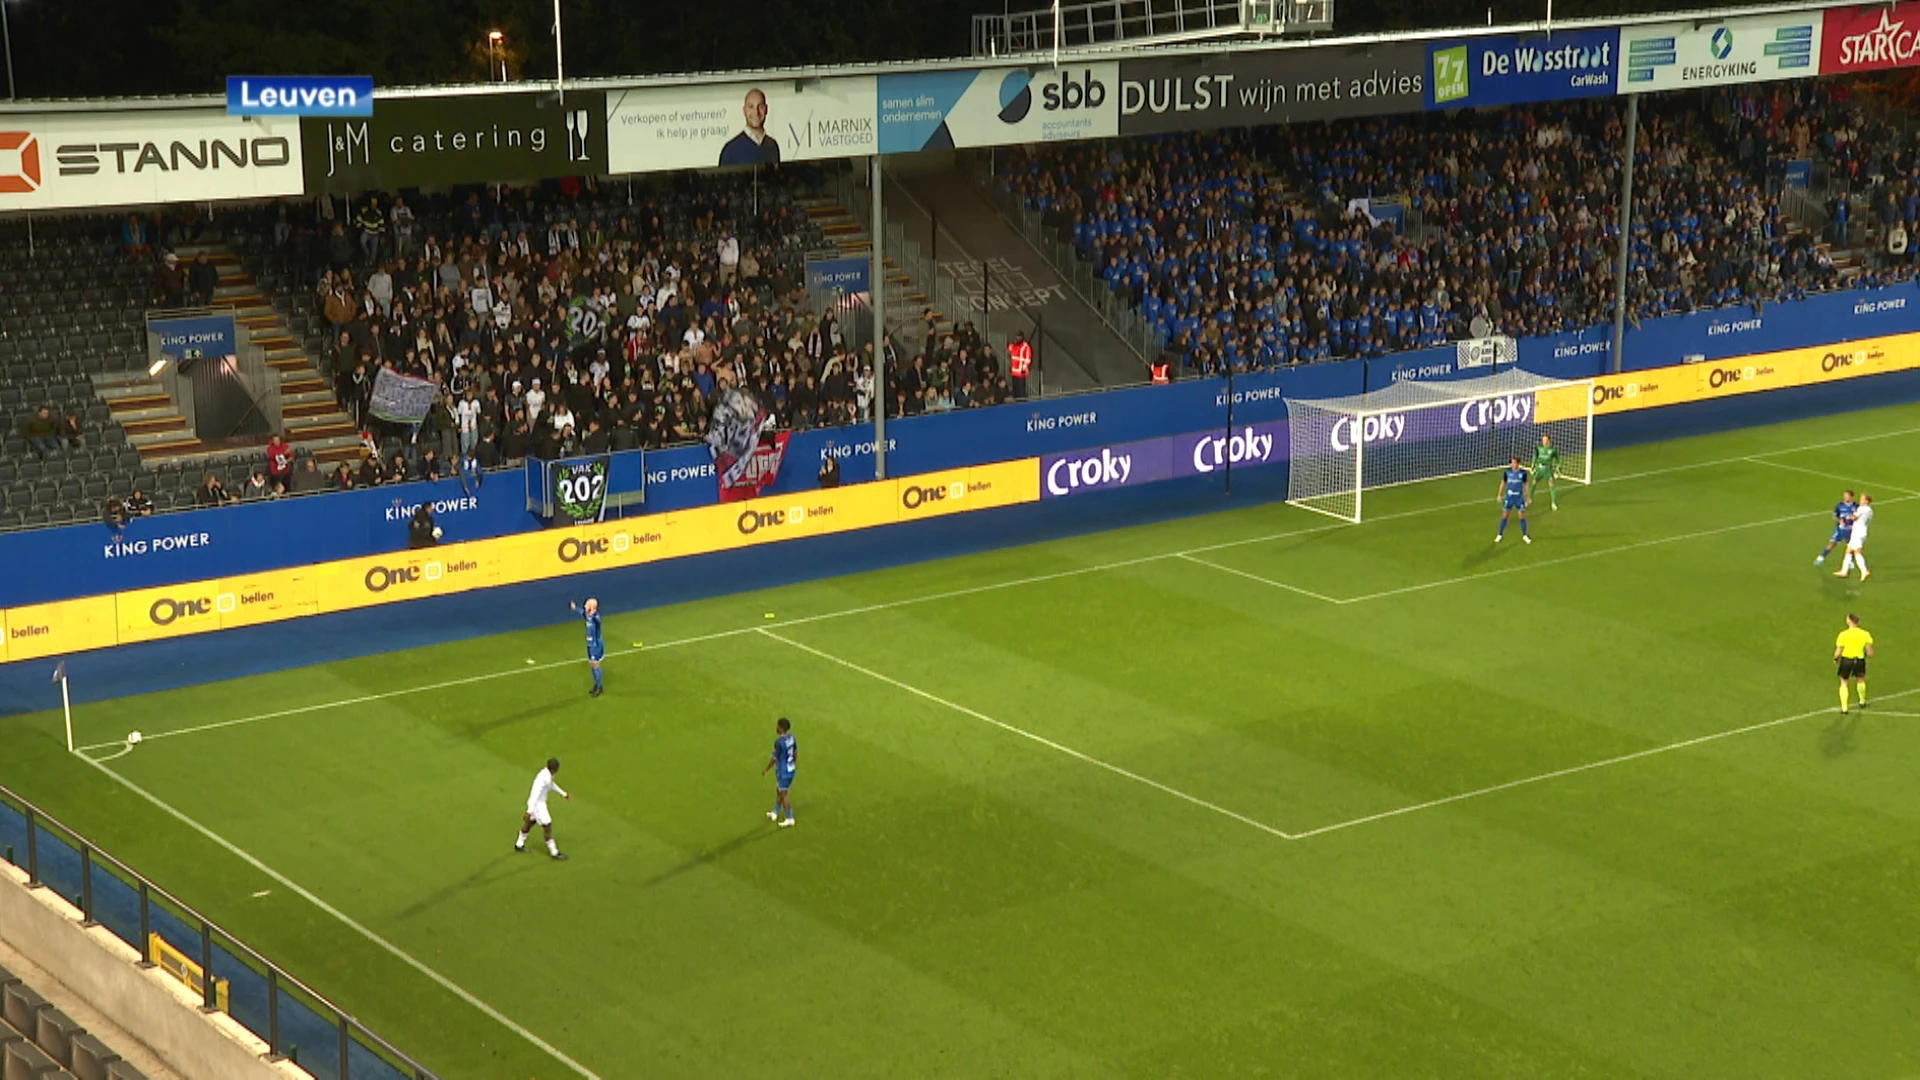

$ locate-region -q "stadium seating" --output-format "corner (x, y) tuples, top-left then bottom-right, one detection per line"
(996, 85), (1877, 374)
(0, 963), (147, 1080)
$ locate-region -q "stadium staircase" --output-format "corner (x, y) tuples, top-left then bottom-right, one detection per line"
(795, 192), (955, 349)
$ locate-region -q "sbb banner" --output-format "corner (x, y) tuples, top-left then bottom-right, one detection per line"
(1620, 12), (1820, 91)
(1820, 2), (1920, 74)
(878, 65), (1118, 152)
(302, 90), (606, 194)
(0, 110), (305, 212)
(1117, 46), (1425, 136)
(1427, 29), (1618, 108)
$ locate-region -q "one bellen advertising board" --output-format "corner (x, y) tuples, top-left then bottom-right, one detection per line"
(301, 90), (607, 194)
(606, 77), (876, 175)
(1426, 29), (1618, 109)
(878, 64), (1118, 152)
(0, 110), (304, 212)
(1820, 1), (1920, 75)
(1619, 11), (1820, 91)
(1117, 46), (1424, 136)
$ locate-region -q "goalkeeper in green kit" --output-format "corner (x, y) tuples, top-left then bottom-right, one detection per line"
(1529, 434), (1561, 511)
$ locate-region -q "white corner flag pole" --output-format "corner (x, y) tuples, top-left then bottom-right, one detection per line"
(52, 661), (71, 754)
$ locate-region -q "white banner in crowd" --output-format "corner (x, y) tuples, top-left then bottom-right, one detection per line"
(0, 110), (305, 212)
(605, 77), (878, 175)
(1620, 10), (1823, 90)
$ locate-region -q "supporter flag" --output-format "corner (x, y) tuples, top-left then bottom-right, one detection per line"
(704, 386), (786, 500)
(369, 368), (438, 423)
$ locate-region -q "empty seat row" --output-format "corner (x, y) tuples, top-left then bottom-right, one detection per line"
(0, 966), (147, 1080)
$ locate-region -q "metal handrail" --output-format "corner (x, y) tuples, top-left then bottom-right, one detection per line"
(0, 784), (437, 1080)
(972, 0), (1332, 57)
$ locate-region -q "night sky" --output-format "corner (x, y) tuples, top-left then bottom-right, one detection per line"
(1, 0), (1673, 101)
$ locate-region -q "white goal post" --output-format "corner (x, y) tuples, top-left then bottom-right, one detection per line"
(1285, 370), (1594, 523)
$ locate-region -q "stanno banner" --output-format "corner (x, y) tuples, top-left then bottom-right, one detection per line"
(0, 110), (304, 212)
(1117, 46), (1425, 136)
(301, 90), (606, 193)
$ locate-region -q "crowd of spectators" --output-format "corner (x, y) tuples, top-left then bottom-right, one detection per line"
(999, 79), (1909, 374)
(268, 174), (1013, 478)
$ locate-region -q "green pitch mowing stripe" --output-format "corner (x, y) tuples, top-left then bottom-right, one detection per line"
(8, 404), (1920, 1078)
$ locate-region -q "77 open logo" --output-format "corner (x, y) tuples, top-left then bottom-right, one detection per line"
(0, 132), (43, 194)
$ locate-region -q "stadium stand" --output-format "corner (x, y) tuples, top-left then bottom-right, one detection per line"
(0, 958), (155, 1080)
(993, 81), (1890, 374)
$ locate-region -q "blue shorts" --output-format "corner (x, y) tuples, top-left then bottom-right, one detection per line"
(1503, 495), (1526, 512)
(586, 644), (605, 663)
(1832, 526), (1851, 544)
(775, 771), (795, 792)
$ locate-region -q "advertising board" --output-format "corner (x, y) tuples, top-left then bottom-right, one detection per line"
(1620, 12), (1820, 90)
(301, 90), (607, 193)
(1820, 1), (1920, 74)
(0, 110), (305, 212)
(1427, 29), (1619, 108)
(606, 78), (876, 174)
(1118, 46), (1425, 135)
(878, 64), (1118, 152)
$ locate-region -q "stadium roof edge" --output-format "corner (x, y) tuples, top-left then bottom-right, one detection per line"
(0, 0), (1873, 114)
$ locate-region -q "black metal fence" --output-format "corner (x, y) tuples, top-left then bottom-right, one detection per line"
(0, 785), (436, 1080)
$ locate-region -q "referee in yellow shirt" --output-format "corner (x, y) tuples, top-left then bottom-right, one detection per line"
(1835, 613), (1874, 713)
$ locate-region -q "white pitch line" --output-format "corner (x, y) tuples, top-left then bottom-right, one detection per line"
(1289, 687), (1920, 840)
(1176, 553), (1344, 604)
(1740, 455), (1920, 497)
(1855, 709), (1920, 717)
(74, 421), (1920, 753)
(756, 628), (1298, 842)
(75, 753), (605, 1080)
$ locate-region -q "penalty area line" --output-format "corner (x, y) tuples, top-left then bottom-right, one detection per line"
(1290, 687), (1920, 840)
(756, 627), (1299, 842)
(73, 752), (606, 1080)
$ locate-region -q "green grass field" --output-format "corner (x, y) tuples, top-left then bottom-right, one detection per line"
(8, 404), (1920, 1078)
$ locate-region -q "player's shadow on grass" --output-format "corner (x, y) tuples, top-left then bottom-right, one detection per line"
(453, 698), (575, 739)
(1819, 712), (1859, 758)
(392, 857), (544, 921)
(643, 826), (780, 888)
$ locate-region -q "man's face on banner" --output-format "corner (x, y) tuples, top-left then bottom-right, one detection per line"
(742, 89), (769, 136)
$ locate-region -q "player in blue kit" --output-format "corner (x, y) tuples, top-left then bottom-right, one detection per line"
(1815, 489), (1857, 566)
(1495, 456), (1532, 544)
(762, 717), (797, 828)
(569, 597), (605, 697)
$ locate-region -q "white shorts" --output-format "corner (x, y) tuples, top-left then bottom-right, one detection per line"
(1848, 530), (1868, 550)
(526, 802), (552, 826)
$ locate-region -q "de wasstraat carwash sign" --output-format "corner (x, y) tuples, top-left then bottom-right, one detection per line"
(301, 90), (606, 193)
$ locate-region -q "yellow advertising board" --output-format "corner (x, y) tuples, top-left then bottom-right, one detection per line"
(1590, 331), (1920, 416)
(116, 582), (226, 644)
(217, 569), (319, 630)
(894, 458), (1041, 522)
(3, 596), (117, 662)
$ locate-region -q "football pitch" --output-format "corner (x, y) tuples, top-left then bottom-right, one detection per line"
(8, 404), (1920, 1078)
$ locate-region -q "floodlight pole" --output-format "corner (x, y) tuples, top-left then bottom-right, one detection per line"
(552, 0), (566, 104)
(1, 0), (15, 101)
(1609, 93), (1639, 375)
(871, 155), (888, 480)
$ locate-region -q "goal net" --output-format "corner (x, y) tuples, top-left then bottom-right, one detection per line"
(1285, 369), (1593, 523)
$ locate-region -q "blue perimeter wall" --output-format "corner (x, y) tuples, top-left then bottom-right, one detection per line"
(6, 287), (1920, 714)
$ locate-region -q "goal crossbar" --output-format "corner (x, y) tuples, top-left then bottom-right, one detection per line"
(1284, 371), (1594, 524)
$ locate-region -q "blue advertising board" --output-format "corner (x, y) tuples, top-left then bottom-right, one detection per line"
(227, 76), (374, 117)
(804, 255), (871, 297)
(151, 314), (237, 361)
(1427, 29), (1620, 108)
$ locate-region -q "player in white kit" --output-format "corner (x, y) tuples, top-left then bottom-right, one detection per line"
(514, 757), (570, 860)
(1833, 494), (1874, 582)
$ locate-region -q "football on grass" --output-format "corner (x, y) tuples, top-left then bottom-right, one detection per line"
(127, 731), (143, 745)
